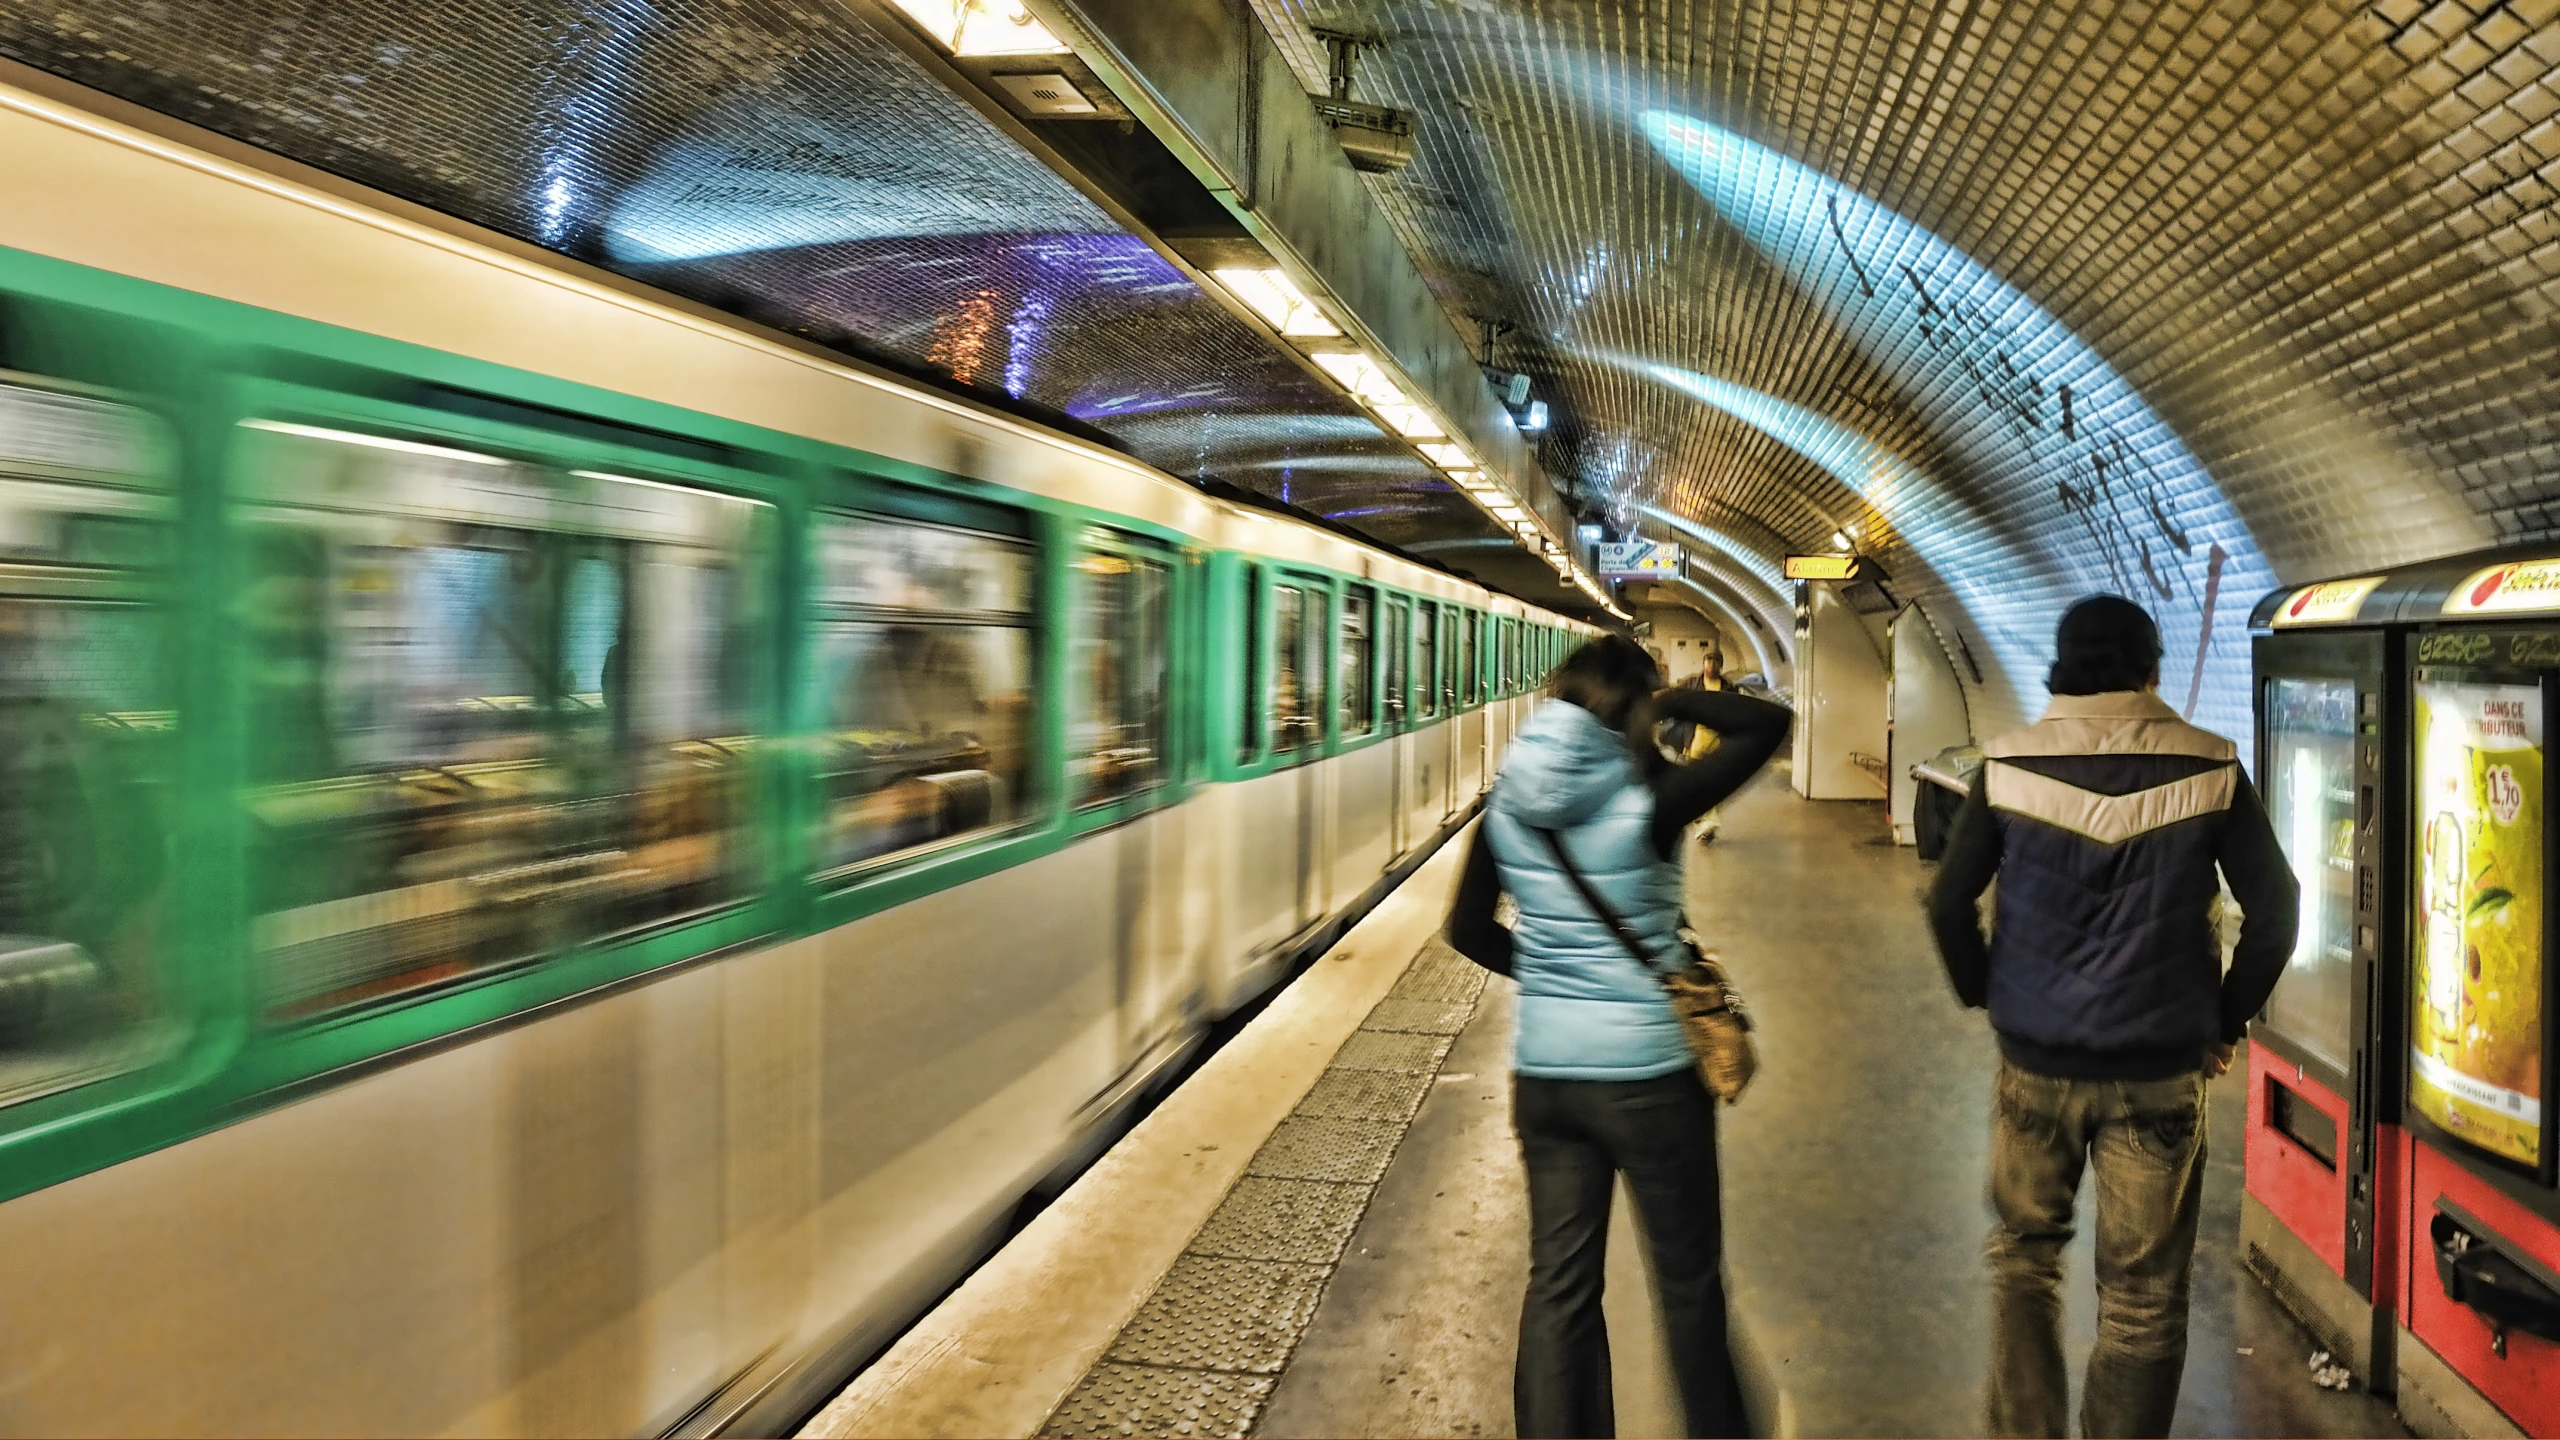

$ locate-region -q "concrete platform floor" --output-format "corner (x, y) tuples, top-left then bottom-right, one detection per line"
(1258, 775), (2408, 1438)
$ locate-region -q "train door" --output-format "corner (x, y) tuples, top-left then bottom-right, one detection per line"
(1383, 596), (1412, 857)
(1274, 575), (1329, 928)
(1413, 600), (1449, 830)
(1456, 610), (1486, 795)
(1331, 584), (1391, 891)
(1072, 535), (1193, 1082)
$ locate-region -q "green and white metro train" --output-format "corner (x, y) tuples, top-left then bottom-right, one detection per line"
(0, 63), (1590, 1438)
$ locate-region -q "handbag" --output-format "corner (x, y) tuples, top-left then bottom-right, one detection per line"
(1445, 816), (1515, 977)
(1535, 827), (1757, 1104)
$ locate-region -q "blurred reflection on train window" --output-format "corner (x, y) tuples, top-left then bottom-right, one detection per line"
(1237, 563), (1262, 763)
(1381, 599), (1409, 729)
(1075, 544), (1168, 804)
(1340, 586), (1374, 737)
(238, 422), (768, 1019)
(0, 379), (177, 1106)
(1273, 581), (1329, 753)
(1460, 611), (1482, 706)
(1416, 601), (1440, 719)
(814, 510), (1034, 870)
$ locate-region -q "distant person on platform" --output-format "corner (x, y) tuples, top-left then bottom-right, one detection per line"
(1924, 595), (2298, 1439)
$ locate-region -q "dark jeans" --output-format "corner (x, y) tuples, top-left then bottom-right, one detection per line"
(1985, 1060), (2210, 1438)
(1515, 1068), (1744, 1439)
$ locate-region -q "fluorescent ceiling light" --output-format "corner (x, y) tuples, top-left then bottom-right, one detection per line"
(1209, 267), (1341, 338)
(890, 0), (1070, 54)
(1375, 403), (1444, 440)
(1313, 352), (1443, 436)
(239, 419), (507, 466)
(1420, 442), (1473, 468)
(1312, 350), (1393, 400)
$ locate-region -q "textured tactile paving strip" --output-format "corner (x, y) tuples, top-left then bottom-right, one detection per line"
(1290, 1065), (1436, 1122)
(1243, 1116), (1410, 1184)
(1327, 1029), (1455, 1074)
(1387, 943), (1490, 1004)
(1105, 1256), (1332, 1373)
(1041, 931), (1495, 1437)
(1039, 1362), (1278, 1439)
(1357, 997), (1475, 1035)
(1185, 1177), (1373, 1265)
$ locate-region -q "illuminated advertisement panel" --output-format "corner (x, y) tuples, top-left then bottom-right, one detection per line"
(2412, 677), (2547, 1169)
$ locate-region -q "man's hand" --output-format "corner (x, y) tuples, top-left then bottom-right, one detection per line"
(2205, 1042), (2235, 1078)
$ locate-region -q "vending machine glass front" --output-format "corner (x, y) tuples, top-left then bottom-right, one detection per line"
(2409, 668), (2549, 1176)
(2262, 677), (2361, 1074)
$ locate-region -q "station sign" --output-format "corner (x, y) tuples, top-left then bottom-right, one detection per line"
(2270, 575), (2384, 627)
(1783, 554), (1861, 581)
(1597, 540), (1682, 577)
(2444, 559), (2560, 616)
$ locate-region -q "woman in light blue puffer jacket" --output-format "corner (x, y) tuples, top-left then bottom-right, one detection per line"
(1488, 635), (1790, 1439)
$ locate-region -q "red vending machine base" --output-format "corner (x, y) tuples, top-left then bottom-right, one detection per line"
(2243, 1044), (2390, 1382)
(2396, 1141), (2560, 1438)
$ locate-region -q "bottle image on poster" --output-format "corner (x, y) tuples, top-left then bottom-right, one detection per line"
(2411, 681), (2546, 1168)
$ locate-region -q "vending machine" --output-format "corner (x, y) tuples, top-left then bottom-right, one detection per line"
(2252, 551), (2560, 1437)
(2246, 578), (2399, 1389)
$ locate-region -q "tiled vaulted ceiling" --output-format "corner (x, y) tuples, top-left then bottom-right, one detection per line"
(0, 0), (1574, 601)
(12, 0), (2560, 730)
(1247, 0), (2560, 734)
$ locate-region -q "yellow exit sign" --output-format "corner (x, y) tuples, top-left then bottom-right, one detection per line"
(1784, 554), (1861, 581)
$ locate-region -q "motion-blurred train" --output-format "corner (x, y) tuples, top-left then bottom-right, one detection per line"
(0, 63), (1587, 1437)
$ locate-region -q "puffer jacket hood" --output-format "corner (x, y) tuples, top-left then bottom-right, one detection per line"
(1493, 700), (1633, 830)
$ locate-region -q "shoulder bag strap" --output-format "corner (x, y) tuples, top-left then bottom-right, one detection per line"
(1534, 827), (1673, 976)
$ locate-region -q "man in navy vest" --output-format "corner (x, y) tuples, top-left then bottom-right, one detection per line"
(1927, 595), (2299, 1438)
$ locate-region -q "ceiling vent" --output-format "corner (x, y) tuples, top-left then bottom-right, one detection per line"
(1312, 30), (1415, 174)
(989, 71), (1099, 115)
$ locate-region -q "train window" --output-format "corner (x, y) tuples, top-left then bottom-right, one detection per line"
(1461, 612), (1482, 706)
(1074, 544), (1169, 803)
(239, 422), (766, 1019)
(814, 510), (1035, 871)
(1339, 586), (1374, 738)
(1382, 599), (1410, 729)
(0, 380), (178, 1108)
(1273, 581), (1328, 752)
(1416, 602), (1439, 719)
(1237, 564), (1261, 763)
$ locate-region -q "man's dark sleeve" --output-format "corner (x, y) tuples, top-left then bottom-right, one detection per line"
(1926, 781), (2000, 1009)
(2215, 768), (2301, 1043)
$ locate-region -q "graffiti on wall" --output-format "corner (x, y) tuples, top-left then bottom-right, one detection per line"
(1642, 112), (2271, 741)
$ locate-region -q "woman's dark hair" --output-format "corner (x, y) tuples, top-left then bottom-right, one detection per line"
(1551, 635), (1660, 732)
(2046, 594), (2163, 696)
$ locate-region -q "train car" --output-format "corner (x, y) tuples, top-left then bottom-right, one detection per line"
(0, 61), (1589, 1438)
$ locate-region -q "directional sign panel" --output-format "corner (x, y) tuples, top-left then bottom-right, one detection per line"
(1597, 540), (1682, 576)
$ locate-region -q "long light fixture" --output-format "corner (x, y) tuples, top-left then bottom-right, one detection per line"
(1309, 352), (1445, 439)
(889, 0), (1069, 54)
(1209, 267), (1342, 338)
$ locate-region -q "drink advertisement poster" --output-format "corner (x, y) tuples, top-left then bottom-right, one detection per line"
(2412, 682), (2546, 1168)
